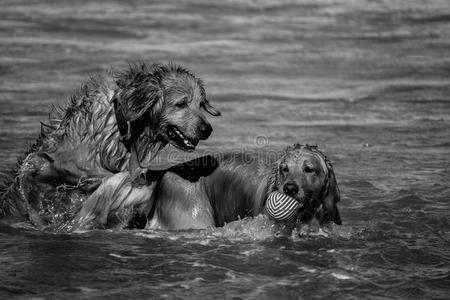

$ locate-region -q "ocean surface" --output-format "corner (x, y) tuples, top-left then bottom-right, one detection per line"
(0, 0), (449, 299)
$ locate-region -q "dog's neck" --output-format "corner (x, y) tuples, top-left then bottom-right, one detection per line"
(112, 93), (167, 181)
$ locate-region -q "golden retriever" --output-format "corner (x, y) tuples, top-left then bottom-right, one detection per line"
(0, 62), (220, 230)
(146, 144), (342, 230)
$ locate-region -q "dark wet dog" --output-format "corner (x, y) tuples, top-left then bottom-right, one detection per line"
(0, 62), (220, 230)
(147, 144), (342, 230)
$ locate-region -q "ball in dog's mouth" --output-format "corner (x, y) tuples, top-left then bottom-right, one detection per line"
(265, 191), (304, 223)
(166, 125), (198, 151)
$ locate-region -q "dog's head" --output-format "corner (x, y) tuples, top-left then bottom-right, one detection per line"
(113, 63), (220, 168)
(269, 144), (342, 225)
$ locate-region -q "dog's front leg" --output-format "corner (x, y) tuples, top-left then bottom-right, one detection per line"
(67, 172), (156, 231)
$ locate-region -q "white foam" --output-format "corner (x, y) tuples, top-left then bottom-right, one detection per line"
(331, 272), (353, 280)
(241, 248), (264, 257)
(109, 253), (130, 259)
(133, 215), (354, 244)
(298, 266), (318, 273)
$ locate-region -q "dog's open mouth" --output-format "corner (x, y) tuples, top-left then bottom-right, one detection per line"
(166, 125), (198, 151)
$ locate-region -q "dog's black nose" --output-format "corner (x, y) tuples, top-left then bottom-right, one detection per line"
(199, 122), (212, 140)
(283, 182), (299, 196)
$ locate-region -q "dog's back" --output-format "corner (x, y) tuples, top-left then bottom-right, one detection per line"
(0, 72), (128, 225)
(41, 73), (127, 175)
(148, 152), (275, 230)
(203, 153), (273, 226)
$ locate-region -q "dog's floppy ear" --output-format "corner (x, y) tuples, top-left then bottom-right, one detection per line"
(264, 159), (281, 205)
(113, 66), (164, 149)
(318, 160), (342, 225)
(202, 100), (221, 117)
(114, 76), (163, 122)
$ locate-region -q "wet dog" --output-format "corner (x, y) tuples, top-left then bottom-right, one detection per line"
(0, 62), (220, 230)
(147, 144), (342, 230)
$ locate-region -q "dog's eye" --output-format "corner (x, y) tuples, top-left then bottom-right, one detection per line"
(280, 164), (289, 173)
(304, 166), (315, 173)
(175, 97), (188, 108)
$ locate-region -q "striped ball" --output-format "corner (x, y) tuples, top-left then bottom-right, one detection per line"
(265, 191), (301, 223)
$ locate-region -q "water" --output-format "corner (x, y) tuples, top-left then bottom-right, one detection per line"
(1, 0), (449, 298)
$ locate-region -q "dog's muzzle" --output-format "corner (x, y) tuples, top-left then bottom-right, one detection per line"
(198, 122), (212, 140)
(283, 182), (299, 197)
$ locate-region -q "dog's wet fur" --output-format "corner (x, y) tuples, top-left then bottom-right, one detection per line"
(146, 144), (342, 230)
(0, 62), (220, 230)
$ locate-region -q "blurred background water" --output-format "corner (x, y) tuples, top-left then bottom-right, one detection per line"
(0, 0), (449, 299)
